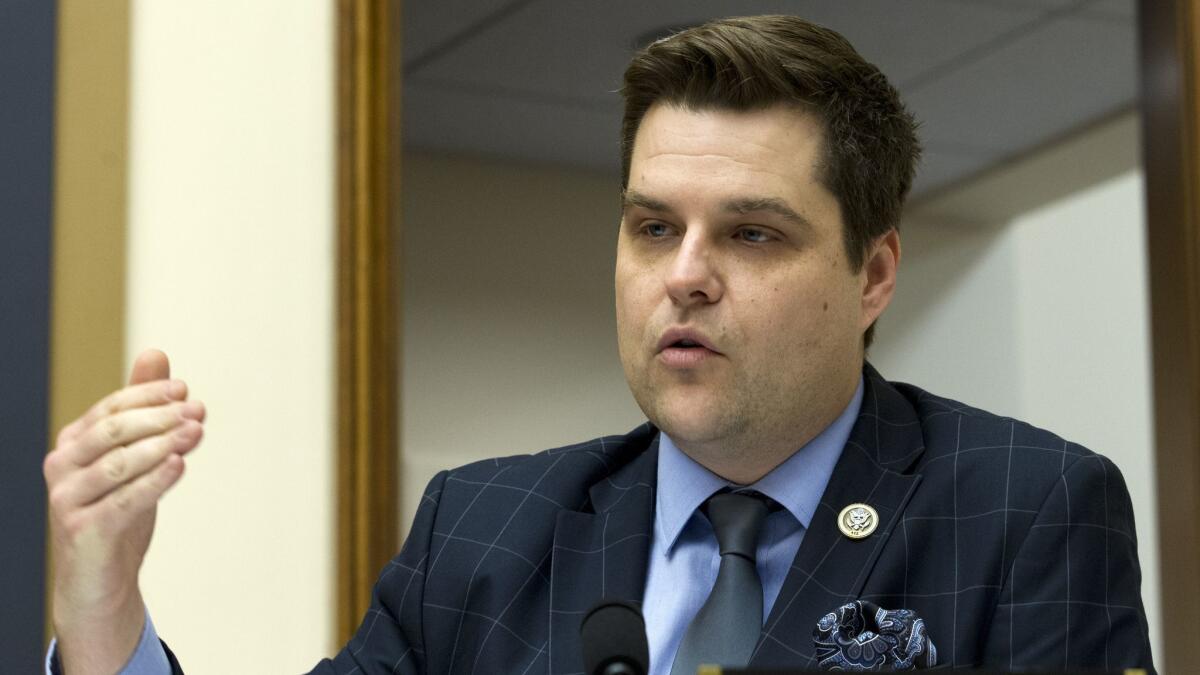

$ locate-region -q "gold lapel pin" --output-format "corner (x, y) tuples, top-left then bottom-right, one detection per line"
(838, 503), (879, 539)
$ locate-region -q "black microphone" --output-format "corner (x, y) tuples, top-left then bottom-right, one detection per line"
(579, 599), (650, 675)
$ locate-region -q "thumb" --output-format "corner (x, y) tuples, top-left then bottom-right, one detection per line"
(128, 349), (171, 386)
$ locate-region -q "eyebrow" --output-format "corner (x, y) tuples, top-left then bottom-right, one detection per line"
(621, 190), (671, 213)
(722, 196), (813, 229)
(622, 190), (813, 230)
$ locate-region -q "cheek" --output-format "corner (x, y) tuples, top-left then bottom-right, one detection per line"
(757, 274), (859, 340)
(613, 258), (633, 310)
(820, 288), (865, 336)
(614, 270), (651, 338)
(616, 257), (658, 299)
(614, 274), (638, 318)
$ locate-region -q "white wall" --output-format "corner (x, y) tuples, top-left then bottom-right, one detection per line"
(126, 2), (336, 672)
(874, 112), (1161, 661)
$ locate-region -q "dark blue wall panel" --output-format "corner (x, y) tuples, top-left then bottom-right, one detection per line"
(0, 0), (56, 668)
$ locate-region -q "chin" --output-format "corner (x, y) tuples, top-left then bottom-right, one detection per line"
(647, 397), (737, 446)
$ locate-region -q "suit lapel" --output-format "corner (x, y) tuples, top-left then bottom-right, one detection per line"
(751, 365), (926, 668)
(549, 434), (658, 675)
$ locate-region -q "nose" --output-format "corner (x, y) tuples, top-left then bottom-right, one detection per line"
(665, 231), (724, 307)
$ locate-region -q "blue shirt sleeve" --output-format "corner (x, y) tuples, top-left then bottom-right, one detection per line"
(45, 609), (172, 675)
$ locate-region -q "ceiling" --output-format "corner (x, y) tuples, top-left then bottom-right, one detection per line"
(401, 0), (1138, 197)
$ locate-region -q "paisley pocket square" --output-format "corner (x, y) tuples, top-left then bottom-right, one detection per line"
(812, 600), (937, 671)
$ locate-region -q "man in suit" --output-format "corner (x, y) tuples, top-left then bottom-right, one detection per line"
(45, 15), (1154, 674)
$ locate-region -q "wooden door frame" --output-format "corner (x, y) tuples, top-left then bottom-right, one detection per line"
(1139, 1), (1200, 672)
(334, 0), (400, 647)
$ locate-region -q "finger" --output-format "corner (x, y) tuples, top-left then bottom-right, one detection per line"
(67, 401), (205, 468)
(85, 454), (187, 535)
(128, 349), (170, 387)
(59, 380), (190, 446)
(56, 420), (203, 509)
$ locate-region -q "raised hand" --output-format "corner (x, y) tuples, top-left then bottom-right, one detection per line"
(45, 349), (205, 674)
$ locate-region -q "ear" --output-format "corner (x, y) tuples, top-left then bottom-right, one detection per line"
(860, 228), (900, 331)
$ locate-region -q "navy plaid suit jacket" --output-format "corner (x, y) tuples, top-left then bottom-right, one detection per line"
(293, 364), (1153, 673)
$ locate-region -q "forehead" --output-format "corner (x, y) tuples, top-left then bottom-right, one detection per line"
(628, 102), (835, 224)
(628, 103), (827, 197)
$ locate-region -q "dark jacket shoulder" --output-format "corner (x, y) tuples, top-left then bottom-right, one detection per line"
(895, 378), (1090, 462)
(425, 423), (658, 535)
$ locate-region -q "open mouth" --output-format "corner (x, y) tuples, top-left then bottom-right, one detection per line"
(655, 327), (723, 360)
(656, 328), (721, 355)
(658, 336), (718, 367)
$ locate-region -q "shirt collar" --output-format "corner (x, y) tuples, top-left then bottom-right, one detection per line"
(654, 376), (864, 551)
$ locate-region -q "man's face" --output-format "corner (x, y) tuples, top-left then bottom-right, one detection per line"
(615, 103), (894, 471)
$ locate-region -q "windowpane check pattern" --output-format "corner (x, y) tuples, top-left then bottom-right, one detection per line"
(204, 364), (1152, 674)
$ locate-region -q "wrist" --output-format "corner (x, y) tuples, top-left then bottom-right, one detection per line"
(54, 592), (146, 675)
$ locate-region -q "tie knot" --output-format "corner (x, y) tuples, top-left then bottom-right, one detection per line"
(703, 491), (770, 561)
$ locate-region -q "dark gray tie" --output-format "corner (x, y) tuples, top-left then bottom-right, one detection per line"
(669, 492), (770, 675)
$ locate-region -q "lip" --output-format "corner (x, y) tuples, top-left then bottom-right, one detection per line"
(658, 345), (718, 368)
(655, 327), (723, 356)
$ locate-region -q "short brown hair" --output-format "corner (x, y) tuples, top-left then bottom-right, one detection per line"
(620, 15), (920, 347)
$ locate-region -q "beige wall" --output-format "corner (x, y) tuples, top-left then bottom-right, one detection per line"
(126, 1), (337, 671)
(400, 152), (645, 525)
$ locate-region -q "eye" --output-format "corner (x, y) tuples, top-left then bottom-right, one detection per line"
(736, 227), (773, 243)
(642, 221), (672, 237)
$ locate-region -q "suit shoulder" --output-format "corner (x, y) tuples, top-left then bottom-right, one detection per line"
(891, 380), (1099, 473)
(433, 423), (656, 505)
(880, 379), (1136, 535)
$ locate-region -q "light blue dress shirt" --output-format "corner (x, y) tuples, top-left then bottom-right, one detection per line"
(641, 377), (863, 675)
(47, 379), (862, 674)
